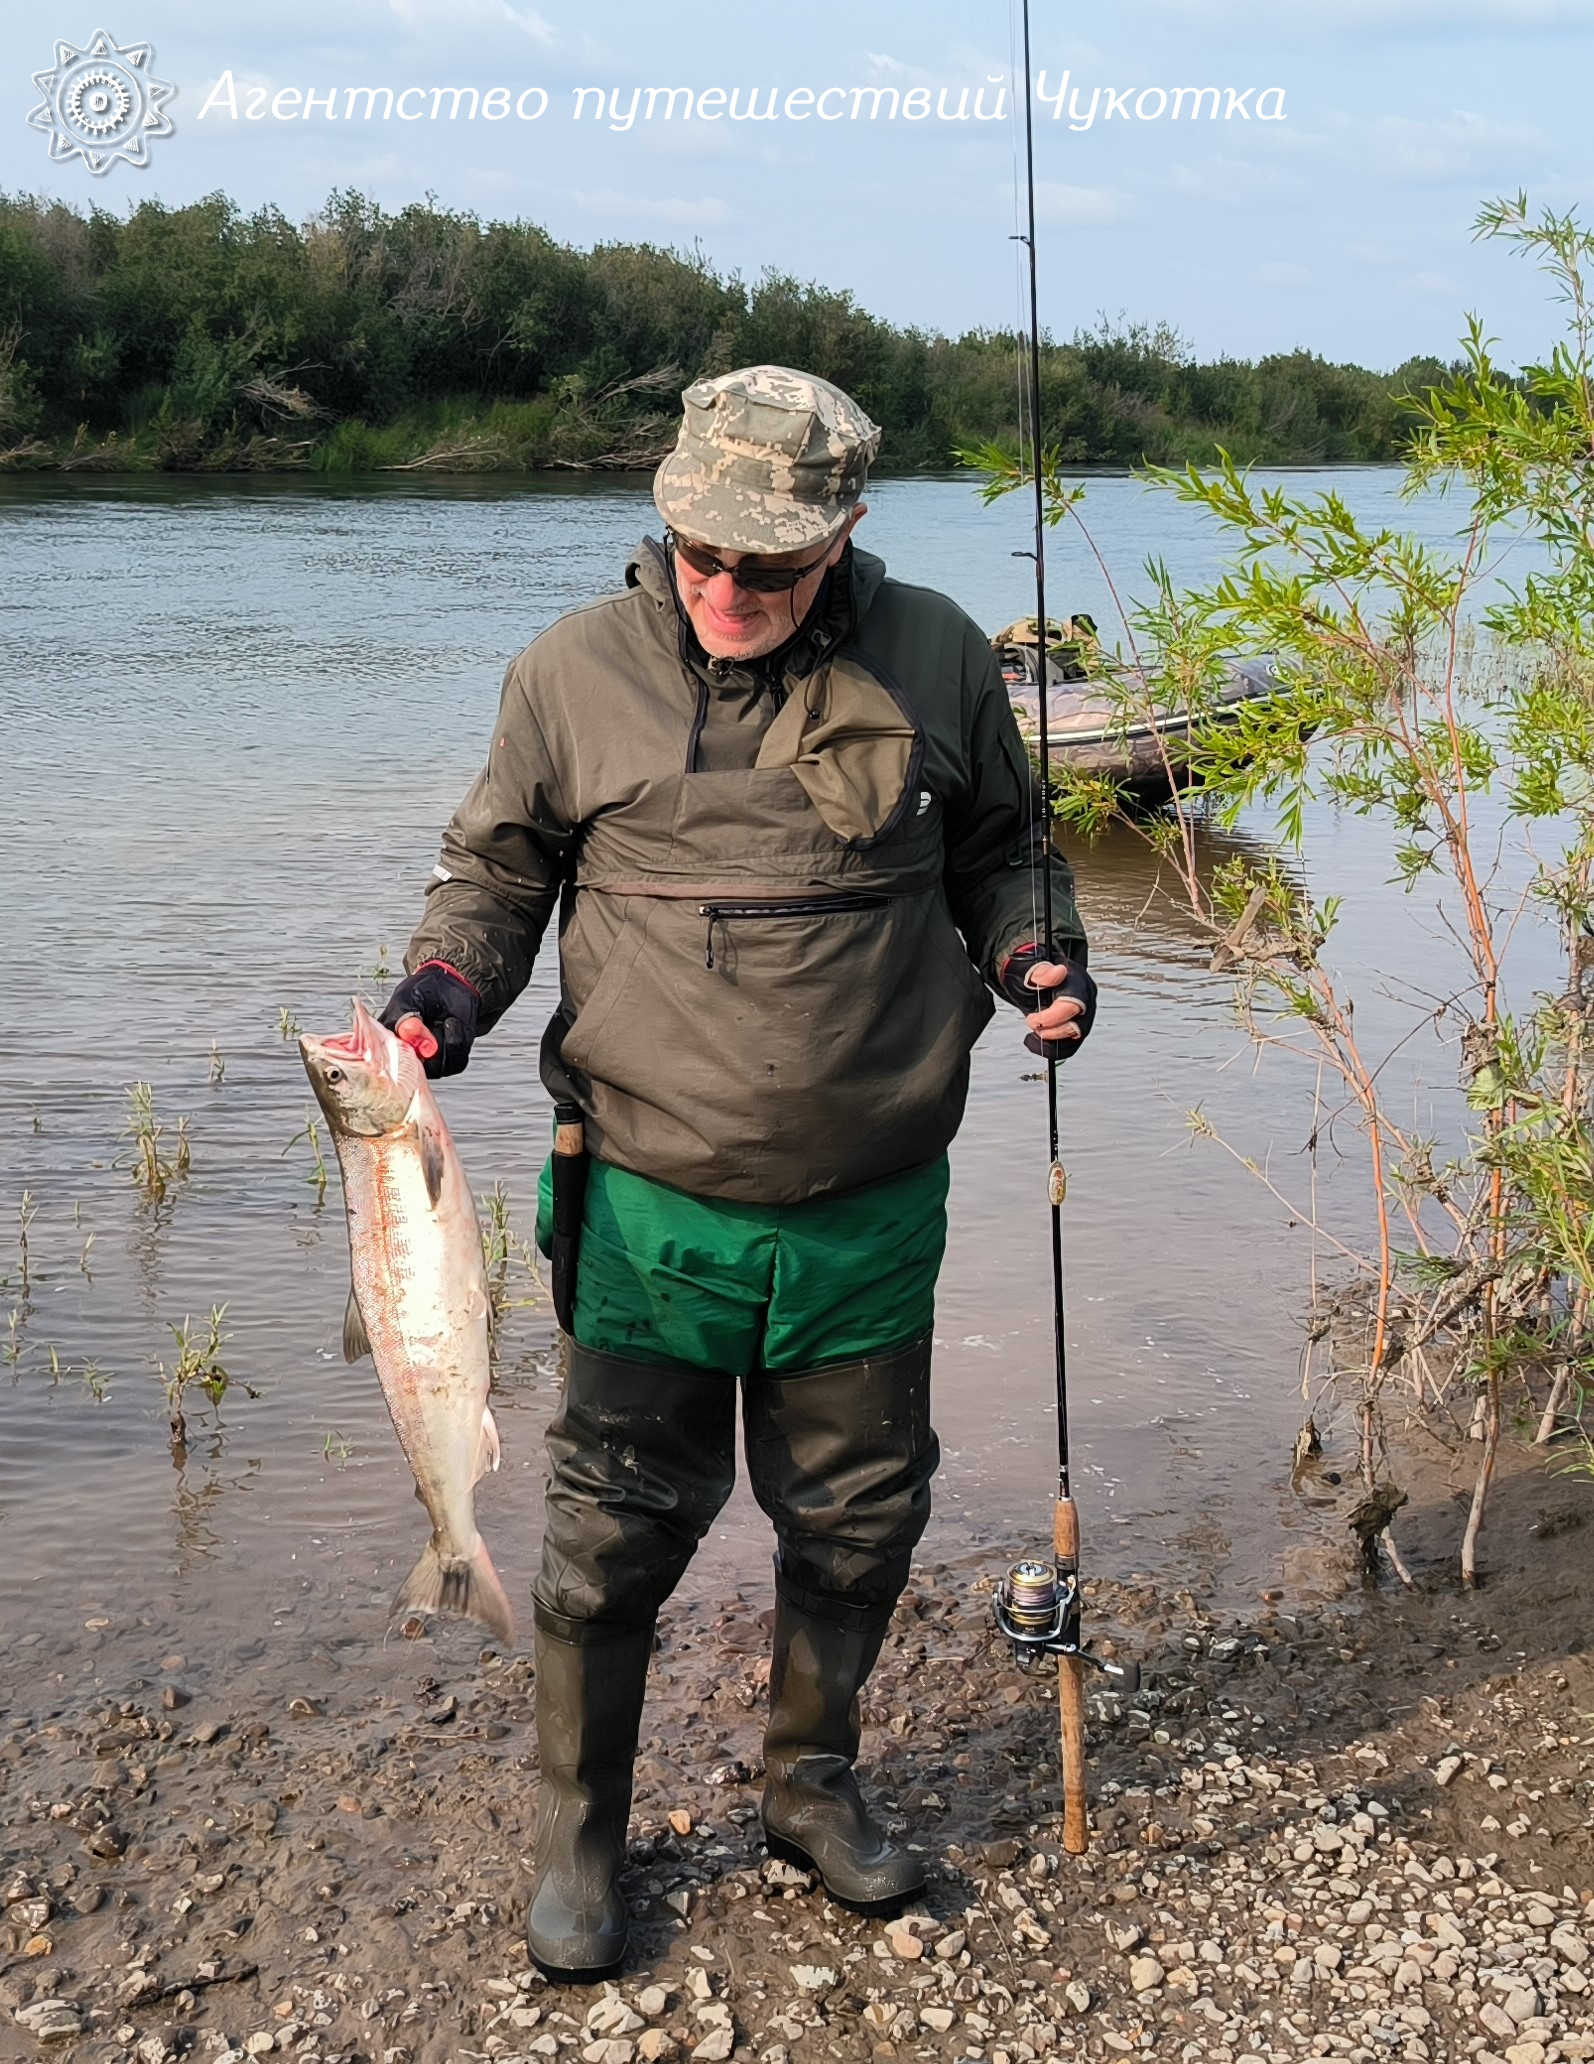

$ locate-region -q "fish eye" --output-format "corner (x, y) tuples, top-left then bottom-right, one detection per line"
(326, 1066), (345, 1085)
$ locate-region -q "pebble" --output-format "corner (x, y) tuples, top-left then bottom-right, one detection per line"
(581, 2042), (634, 2064)
(1128, 1954), (1163, 1993)
(635, 2037), (676, 2064)
(668, 1810), (693, 1836)
(788, 1965), (836, 1992)
(688, 2031), (732, 2063)
(14, 2001), (81, 2043)
(588, 2000), (645, 2036)
(636, 1986), (670, 2018)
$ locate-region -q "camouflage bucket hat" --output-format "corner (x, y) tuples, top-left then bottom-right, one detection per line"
(653, 364), (882, 554)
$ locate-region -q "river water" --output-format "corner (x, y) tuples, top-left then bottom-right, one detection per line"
(0, 468), (1546, 1688)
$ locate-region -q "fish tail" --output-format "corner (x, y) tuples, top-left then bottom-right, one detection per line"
(394, 1535), (515, 1647)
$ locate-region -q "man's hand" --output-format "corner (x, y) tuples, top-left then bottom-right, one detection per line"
(379, 960), (480, 1079)
(1000, 944), (1097, 1060)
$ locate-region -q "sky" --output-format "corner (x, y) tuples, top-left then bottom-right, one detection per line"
(5, 0), (1593, 371)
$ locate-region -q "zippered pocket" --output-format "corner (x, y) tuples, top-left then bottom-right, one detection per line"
(697, 893), (888, 969)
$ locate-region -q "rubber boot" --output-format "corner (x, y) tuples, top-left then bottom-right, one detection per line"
(761, 1592), (927, 1916)
(525, 1617), (654, 1982)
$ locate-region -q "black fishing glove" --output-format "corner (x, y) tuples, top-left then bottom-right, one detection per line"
(379, 960), (480, 1079)
(1000, 942), (1097, 1060)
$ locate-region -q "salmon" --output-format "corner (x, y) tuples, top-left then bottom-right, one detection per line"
(300, 1000), (513, 1645)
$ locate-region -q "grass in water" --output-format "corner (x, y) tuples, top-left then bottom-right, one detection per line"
(158, 1304), (250, 1461)
(284, 1111), (330, 1199)
(119, 1082), (190, 1202)
(16, 1190), (35, 1298)
(208, 1041), (225, 1085)
(478, 1181), (548, 1364)
(277, 1007), (303, 1041)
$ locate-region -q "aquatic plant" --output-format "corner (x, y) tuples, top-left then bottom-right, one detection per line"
(118, 1081), (190, 1203)
(277, 1007), (302, 1041)
(158, 1304), (242, 1460)
(478, 1180), (547, 1358)
(283, 1111), (329, 1199)
(208, 1041), (225, 1085)
(15, 1190), (35, 1299)
(974, 192), (1594, 1585)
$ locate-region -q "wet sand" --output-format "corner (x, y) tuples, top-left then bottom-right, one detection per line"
(2, 1430), (1589, 2064)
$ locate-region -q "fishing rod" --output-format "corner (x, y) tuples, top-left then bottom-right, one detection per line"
(993, 0), (1137, 1858)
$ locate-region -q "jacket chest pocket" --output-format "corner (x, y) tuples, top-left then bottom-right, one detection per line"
(666, 766), (842, 871)
(697, 891), (890, 970)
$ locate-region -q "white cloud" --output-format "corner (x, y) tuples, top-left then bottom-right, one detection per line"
(1122, 0), (1590, 32)
(1398, 270), (1462, 295)
(1167, 156), (1297, 208)
(1034, 181), (1134, 226)
(567, 187), (729, 226)
(1362, 110), (1546, 181)
(1251, 260), (1313, 286)
(386, 0), (557, 35)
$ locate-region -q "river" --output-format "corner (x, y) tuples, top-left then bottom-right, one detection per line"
(0, 466), (1542, 1694)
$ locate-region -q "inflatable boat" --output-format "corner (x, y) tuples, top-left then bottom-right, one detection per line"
(995, 615), (1284, 808)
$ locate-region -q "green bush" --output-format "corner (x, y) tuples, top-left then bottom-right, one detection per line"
(0, 187), (1457, 471)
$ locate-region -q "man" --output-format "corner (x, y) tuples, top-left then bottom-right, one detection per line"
(380, 365), (1094, 1981)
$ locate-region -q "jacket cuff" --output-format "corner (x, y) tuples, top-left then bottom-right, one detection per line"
(412, 958), (481, 998)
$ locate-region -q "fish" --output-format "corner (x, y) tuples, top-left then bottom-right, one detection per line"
(300, 999), (514, 1645)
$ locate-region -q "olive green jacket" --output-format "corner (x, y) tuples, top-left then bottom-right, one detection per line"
(406, 540), (1086, 1203)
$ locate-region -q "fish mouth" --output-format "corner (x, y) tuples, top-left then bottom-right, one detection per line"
(300, 1000), (406, 1086)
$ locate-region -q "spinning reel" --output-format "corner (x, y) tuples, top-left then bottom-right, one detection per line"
(995, 1558), (1140, 1689)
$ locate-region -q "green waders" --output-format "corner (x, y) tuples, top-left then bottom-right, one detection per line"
(525, 1156), (947, 1978)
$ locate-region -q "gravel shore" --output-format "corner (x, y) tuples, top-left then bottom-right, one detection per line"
(1, 1444), (1589, 2064)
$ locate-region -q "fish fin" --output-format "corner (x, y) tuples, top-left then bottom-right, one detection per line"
(343, 1289), (372, 1364)
(477, 1405), (502, 1481)
(393, 1536), (515, 1647)
(419, 1123), (447, 1209)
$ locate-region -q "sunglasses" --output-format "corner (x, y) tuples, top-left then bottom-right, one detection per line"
(668, 530), (835, 594)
